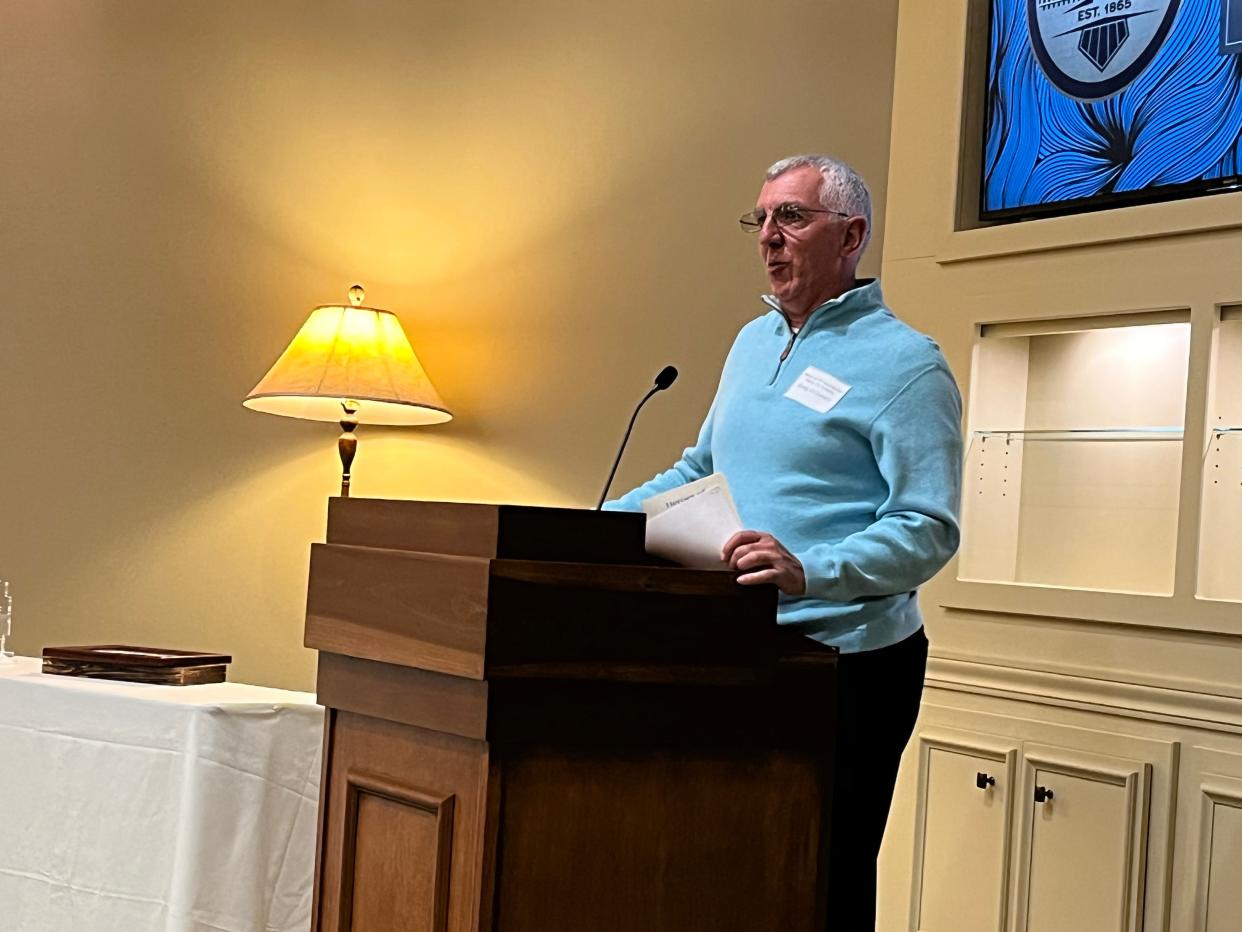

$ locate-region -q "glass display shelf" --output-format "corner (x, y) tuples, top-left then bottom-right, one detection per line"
(960, 429), (1183, 595)
(970, 427), (1184, 443)
(959, 313), (1190, 597)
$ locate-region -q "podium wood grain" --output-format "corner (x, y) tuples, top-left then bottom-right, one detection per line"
(307, 499), (838, 932)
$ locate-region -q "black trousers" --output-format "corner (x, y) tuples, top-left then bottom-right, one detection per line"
(825, 626), (929, 931)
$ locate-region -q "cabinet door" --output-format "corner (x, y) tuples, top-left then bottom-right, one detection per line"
(1172, 745), (1242, 932)
(1195, 778), (1242, 932)
(909, 730), (1017, 932)
(1011, 745), (1150, 932)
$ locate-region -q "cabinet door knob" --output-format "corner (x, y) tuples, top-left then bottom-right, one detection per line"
(1034, 785), (1055, 803)
(976, 772), (996, 789)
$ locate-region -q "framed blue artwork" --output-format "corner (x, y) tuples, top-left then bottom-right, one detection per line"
(982, 0), (1242, 219)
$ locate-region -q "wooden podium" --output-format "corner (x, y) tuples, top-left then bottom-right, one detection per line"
(305, 498), (838, 932)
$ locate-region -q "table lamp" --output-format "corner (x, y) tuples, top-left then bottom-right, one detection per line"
(244, 284), (452, 496)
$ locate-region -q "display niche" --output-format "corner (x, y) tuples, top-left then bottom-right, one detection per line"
(1197, 307), (1242, 603)
(958, 311), (1191, 596)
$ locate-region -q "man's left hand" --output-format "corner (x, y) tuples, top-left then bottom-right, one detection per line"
(722, 530), (806, 595)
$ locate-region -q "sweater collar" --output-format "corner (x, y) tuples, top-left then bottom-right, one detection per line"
(761, 278), (883, 333)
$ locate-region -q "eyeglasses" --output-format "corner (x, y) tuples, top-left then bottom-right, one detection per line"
(738, 202), (851, 233)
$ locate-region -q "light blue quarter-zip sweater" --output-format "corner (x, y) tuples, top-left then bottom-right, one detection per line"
(606, 279), (963, 654)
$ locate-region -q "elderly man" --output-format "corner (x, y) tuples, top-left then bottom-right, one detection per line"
(605, 154), (962, 928)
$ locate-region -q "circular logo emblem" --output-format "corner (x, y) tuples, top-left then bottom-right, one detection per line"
(1027, 0), (1182, 100)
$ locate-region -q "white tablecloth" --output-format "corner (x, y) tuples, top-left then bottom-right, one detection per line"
(0, 657), (324, 932)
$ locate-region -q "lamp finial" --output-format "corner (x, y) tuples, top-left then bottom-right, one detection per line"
(348, 284), (365, 306)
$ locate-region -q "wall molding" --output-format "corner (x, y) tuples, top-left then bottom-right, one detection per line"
(927, 654), (1242, 735)
(932, 645), (1242, 701)
(936, 583), (1242, 640)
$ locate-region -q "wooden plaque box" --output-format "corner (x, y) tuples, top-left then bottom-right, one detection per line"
(306, 498), (838, 932)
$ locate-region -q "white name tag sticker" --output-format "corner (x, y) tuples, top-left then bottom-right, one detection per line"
(784, 366), (851, 414)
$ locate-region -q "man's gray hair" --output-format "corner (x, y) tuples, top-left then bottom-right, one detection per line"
(766, 154), (872, 252)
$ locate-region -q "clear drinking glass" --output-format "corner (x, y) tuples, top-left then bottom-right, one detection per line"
(0, 580), (12, 661)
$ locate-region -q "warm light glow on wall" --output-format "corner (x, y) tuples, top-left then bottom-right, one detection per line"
(177, 26), (674, 287)
(2, 0), (905, 691)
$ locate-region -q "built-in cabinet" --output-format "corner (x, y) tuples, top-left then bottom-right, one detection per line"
(892, 303), (1242, 931)
(894, 303), (1242, 929)
(1198, 307), (1242, 602)
(942, 302), (1242, 635)
(907, 702), (1185, 932)
(878, 2), (1242, 931)
(901, 299), (1242, 932)
(899, 686), (1242, 932)
(958, 311), (1191, 596)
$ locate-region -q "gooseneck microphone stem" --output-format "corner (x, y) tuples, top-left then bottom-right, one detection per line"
(596, 365), (678, 510)
(597, 387), (659, 509)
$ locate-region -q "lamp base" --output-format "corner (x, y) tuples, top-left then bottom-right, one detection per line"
(338, 400), (360, 497)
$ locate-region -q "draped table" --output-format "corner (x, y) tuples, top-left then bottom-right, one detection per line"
(0, 656), (323, 932)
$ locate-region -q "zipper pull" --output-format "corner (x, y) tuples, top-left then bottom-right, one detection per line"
(779, 328), (796, 362)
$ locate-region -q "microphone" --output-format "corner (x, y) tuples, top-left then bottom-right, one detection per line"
(596, 365), (679, 510)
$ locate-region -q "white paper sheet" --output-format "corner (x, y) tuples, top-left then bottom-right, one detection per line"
(641, 473), (743, 568)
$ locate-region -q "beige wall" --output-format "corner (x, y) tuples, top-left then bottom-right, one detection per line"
(0, 1), (900, 690)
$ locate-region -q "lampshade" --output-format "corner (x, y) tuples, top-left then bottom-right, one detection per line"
(243, 291), (452, 427)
